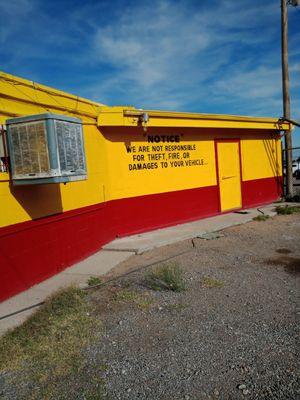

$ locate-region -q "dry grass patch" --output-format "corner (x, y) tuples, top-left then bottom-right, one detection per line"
(113, 288), (154, 310)
(113, 289), (140, 302)
(0, 287), (102, 399)
(202, 277), (224, 288)
(136, 293), (155, 310)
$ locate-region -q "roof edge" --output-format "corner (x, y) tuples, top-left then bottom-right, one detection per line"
(97, 106), (291, 131)
(0, 70), (105, 108)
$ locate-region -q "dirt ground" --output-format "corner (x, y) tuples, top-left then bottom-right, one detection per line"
(1, 213), (300, 399)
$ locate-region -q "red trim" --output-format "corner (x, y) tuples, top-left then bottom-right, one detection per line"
(241, 176), (283, 209)
(0, 175), (283, 302)
(0, 185), (219, 302)
(0, 202), (108, 238)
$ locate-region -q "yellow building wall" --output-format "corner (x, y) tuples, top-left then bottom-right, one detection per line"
(0, 72), (108, 228)
(241, 135), (282, 181)
(0, 72), (283, 230)
(0, 124), (108, 228)
(102, 128), (217, 201)
(101, 128), (282, 202)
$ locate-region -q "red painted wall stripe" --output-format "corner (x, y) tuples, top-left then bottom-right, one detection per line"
(0, 176), (282, 302)
(0, 185), (219, 301)
(241, 176), (283, 209)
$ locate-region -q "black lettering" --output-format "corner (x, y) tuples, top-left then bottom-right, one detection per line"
(148, 135), (181, 143)
(126, 145), (136, 153)
(128, 162), (158, 171)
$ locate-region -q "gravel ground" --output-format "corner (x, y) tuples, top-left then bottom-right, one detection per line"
(91, 213), (300, 400)
(1, 213), (299, 399)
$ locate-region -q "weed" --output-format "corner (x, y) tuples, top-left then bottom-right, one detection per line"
(145, 263), (186, 292)
(111, 288), (154, 311)
(0, 287), (101, 399)
(87, 276), (102, 287)
(202, 277), (224, 288)
(136, 296), (154, 310)
(253, 214), (269, 221)
(113, 289), (139, 302)
(276, 205), (300, 215)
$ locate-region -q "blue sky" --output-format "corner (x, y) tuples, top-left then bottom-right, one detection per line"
(1, 0), (299, 146)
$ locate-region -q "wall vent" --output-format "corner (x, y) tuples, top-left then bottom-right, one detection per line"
(6, 113), (87, 185)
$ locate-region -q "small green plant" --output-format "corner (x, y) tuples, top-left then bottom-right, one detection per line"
(113, 289), (139, 302)
(202, 276), (224, 288)
(253, 214), (269, 221)
(144, 263), (186, 292)
(276, 205), (300, 215)
(136, 296), (154, 310)
(87, 276), (102, 287)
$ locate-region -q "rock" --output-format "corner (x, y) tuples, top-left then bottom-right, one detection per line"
(238, 384), (246, 390)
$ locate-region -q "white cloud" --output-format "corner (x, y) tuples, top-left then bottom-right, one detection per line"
(0, 0), (298, 134)
(86, 0), (290, 114)
(92, 1), (211, 89)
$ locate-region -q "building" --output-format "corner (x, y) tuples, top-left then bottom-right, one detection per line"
(0, 72), (289, 301)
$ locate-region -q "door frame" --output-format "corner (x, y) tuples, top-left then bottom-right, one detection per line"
(214, 139), (243, 213)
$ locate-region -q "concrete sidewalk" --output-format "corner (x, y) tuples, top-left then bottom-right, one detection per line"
(103, 203), (279, 254)
(0, 202), (291, 335)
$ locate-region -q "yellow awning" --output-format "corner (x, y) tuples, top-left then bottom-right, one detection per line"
(97, 106), (291, 131)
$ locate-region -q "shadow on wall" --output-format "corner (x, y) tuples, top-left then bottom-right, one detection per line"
(10, 183), (63, 220)
(263, 136), (282, 195)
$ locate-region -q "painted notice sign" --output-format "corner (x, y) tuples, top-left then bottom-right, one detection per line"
(126, 135), (206, 171)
